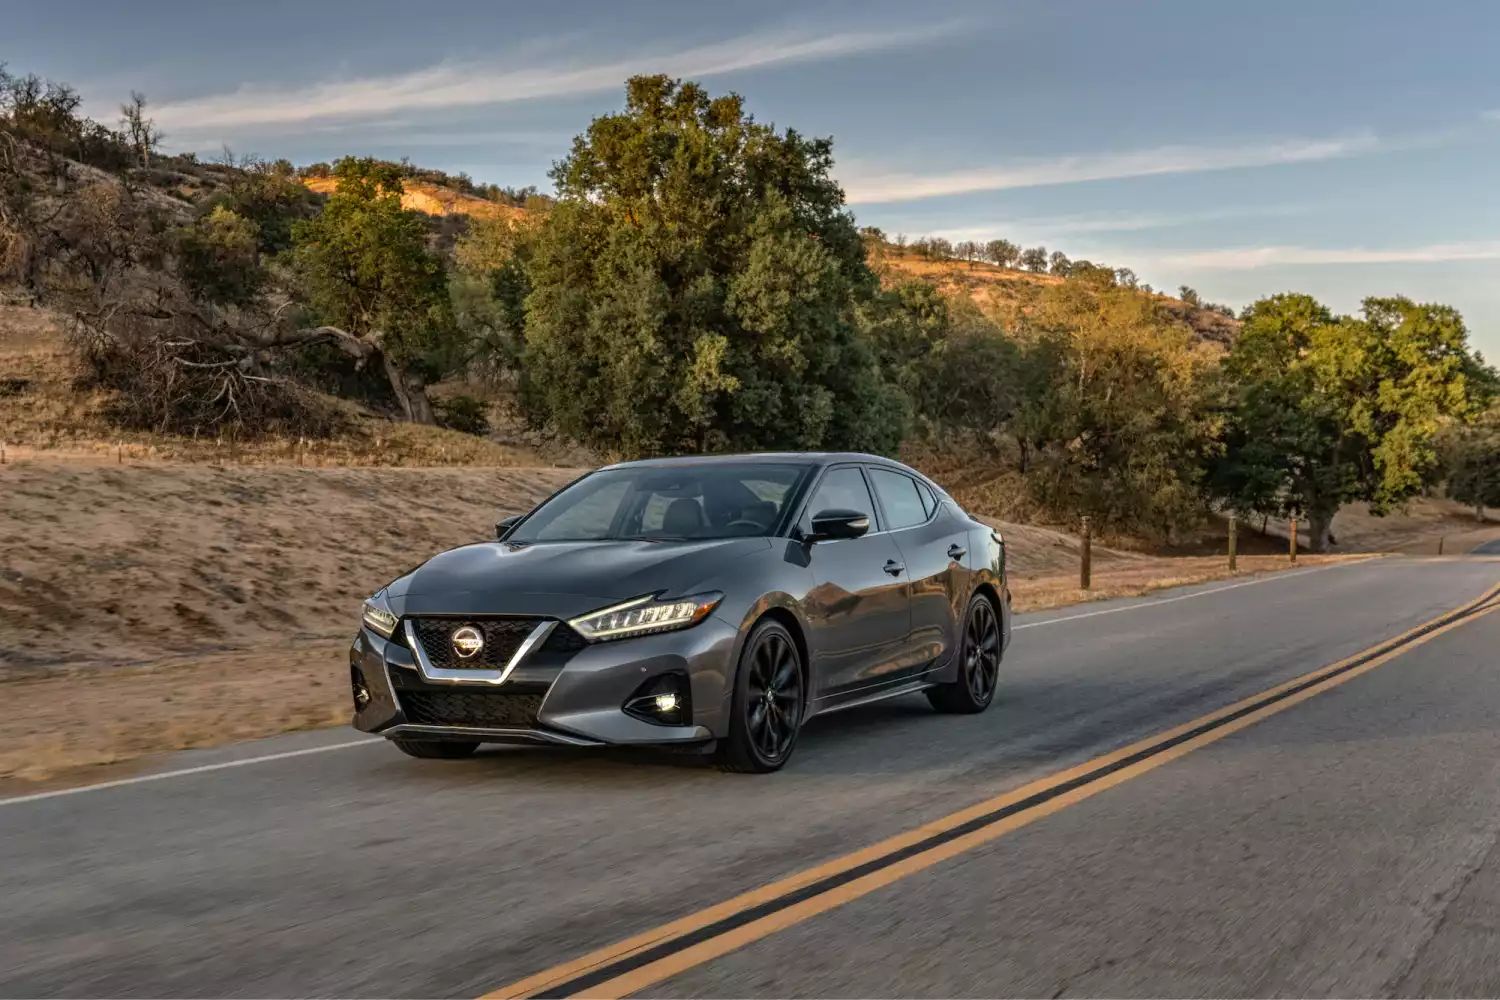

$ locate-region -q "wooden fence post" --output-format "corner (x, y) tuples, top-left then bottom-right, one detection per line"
(1289, 517), (1298, 564)
(1228, 512), (1238, 573)
(1080, 516), (1092, 591)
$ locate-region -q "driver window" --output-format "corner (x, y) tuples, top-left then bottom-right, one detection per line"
(803, 467), (876, 529)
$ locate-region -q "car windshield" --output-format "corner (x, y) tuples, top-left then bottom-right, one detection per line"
(507, 462), (813, 543)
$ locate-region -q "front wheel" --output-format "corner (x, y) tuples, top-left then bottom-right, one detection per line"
(927, 593), (1001, 714)
(717, 620), (805, 773)
(391, 738), (479, 759)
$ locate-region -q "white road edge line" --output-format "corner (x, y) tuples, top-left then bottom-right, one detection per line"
(1013, 560), (1363, 630)
(0, 738), (378, 807)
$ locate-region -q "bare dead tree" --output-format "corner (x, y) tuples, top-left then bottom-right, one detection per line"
(118, 91), (164, 169)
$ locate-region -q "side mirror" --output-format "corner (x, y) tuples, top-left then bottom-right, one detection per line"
(807, 508), (870, 542)
(495, 515), (523, 541)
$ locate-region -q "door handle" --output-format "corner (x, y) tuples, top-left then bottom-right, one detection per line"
(883, 559), (905, 576)
(947, 544), (967, 561)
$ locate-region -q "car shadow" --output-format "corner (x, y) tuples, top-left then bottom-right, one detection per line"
(378, 692), (999, 785)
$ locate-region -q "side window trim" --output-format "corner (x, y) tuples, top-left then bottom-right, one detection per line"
(794, 463), (884, 534)
(864, 465), (939, 532)
(914, 479), (936, 518)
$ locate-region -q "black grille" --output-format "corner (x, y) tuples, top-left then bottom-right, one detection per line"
(407, 617), (544, 670)
(398, 690), (545, 728)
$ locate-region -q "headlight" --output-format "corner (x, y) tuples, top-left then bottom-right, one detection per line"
(569, 592), (723, 643)
(361, 595), (399, 639)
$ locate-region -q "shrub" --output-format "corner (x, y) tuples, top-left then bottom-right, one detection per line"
(433, 393), (491, 436)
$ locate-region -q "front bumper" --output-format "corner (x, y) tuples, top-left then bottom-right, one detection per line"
(349, 615), (739, 747)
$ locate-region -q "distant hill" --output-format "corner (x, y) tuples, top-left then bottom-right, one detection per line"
(301, 177), (527, 222)
(872, 249), (1242, 345)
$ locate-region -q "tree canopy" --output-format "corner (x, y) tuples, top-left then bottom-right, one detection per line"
(1213, 293), (1492, 549)
(516, 75), (903, 459)
(291, 157), (462, 423)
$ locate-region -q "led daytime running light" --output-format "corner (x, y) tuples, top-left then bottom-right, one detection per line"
(361, 599), (399, 639)
(570, 593), (721, 641)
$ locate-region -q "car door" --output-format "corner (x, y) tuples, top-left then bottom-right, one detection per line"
(866, 466), (971, 673)
(798, 465), (912, 700)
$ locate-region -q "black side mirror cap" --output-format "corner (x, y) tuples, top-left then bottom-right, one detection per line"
(495, 515), (523, 541)
(806, 508), (871, 542)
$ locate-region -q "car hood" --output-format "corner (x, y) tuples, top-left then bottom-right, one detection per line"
(385, 536), (771, 618)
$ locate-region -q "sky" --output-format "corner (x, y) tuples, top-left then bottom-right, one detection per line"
(6, 0), (1499, 359)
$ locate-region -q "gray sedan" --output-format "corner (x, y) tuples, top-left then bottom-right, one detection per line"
(350, 452), (1011, 772)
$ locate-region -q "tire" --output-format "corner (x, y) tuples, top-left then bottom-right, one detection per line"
(717, 619), (805, 773)
(390, 738), (480, 759)
(926, 592), (1001, 715)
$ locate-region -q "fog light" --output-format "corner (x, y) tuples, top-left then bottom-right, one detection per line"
(623, 673), (691, 727)
(351, 666), (372, 710)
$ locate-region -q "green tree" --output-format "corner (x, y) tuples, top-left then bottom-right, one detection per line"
(1020, 246), (1048, 272)
(1214, 294), (1491, 550)
(204, 167), (321, 254)
(291, 157), (462, 424)
(452, 213), (543, 378)
(174, 206), (263, 306)
(986, 239), (1020, 268)
(1442, 408), (1500, 519)
(1021, 282), (1219, 539)
(517, 75), (904, 458)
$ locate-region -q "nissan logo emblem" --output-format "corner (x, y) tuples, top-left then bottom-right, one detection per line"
(451, 625), (484, 659)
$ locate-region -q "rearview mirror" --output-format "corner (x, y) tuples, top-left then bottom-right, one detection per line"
(495, 515), (523, 541)
(807, 508), (870, 542)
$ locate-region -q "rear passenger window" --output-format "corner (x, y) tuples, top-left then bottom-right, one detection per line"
(868, 469), (928, 530)
(915, 480), (936, 517)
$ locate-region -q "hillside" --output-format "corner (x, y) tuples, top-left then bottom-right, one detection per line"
(872, 249), (1243, 344)
(301, 176), (527, 222)
(0, 306), (551, 467)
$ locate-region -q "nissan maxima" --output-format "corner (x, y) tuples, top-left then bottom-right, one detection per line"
(350, 453), (1010, 773)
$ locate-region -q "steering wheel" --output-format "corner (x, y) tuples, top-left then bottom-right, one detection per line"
(725, 518), (765, 531)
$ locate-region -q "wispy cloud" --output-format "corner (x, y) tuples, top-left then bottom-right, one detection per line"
(840, 134), (1383, 204)
(1150, 241), (1500, 270)
(153, 23), (961, 135)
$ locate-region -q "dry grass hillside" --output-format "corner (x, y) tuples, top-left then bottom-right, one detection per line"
(873, 250), (1243, 344)
(0, 461), (581, 680)
(301, 176), (528, 222)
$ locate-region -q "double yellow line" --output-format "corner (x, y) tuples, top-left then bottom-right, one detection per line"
(488, 580), (1500, 1000)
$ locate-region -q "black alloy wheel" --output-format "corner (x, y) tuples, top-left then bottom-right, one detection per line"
(927, 593), (1001, 714)
(719, 620), (805, 773)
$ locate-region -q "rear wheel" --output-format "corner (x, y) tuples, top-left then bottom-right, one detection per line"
(927, 593), (1001, 714)
(390, 738), (480, 759)
(718, 620), (805, 773)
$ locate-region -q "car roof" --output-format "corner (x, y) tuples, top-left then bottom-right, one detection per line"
(600, 451), (912, 472)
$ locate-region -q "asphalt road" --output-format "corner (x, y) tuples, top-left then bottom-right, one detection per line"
(3, 555), (1499, 998)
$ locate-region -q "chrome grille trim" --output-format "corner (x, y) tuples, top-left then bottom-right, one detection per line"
(402, 618), (556, 685)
